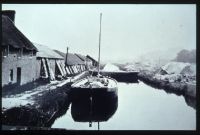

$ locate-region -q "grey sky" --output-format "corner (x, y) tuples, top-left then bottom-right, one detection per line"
(2, 4), (196, 62)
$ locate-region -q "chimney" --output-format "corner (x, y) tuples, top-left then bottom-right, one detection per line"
(2, 10), (16, 22)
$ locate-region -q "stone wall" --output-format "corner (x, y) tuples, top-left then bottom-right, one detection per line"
(2, 54), (37, 87)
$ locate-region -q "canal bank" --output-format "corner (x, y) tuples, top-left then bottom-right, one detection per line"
(2, 71), (89, 129)
(137, 70), (196, 98)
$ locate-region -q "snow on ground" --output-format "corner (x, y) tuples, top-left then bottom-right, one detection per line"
(187, 63), (196, 76)
(154, 74), (182, 83)
(50, 80), (60, 85)
(2, 98), (34, 110)
(123, 60), (196, 85)
(56, 79), (71, 88)
(161, 62), (190, 74)
(71, 71), (87, 82)
(2, 72), (87, 111)
(2, 80), (65, 110)
(2, 87), (47, 110)
(102, 63), (120, 72)
(154, 62), (196, 84)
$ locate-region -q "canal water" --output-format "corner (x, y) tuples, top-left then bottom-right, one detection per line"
(51, 81), (196, 130)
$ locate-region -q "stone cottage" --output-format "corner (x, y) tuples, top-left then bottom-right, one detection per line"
(2, 10), (38, 90)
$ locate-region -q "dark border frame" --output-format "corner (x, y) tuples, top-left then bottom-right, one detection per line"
(0, 0), (199, 135)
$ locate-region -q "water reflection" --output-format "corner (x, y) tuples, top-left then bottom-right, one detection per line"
(141, 80), (196, 109)
(52, 81), (195, 130)
(71, 91), (118, 122)
(184, 95), (196, 109)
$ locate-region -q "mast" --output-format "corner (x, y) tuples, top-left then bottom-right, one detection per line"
(97, 13), (102, 76)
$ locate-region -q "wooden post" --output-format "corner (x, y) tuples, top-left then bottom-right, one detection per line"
(65, 47), (69, 68)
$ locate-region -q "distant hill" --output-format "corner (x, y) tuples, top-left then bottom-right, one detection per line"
(173, 49), (196, 63)
(105, 48), (196, 67)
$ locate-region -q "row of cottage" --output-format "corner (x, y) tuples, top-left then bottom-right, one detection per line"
(2, 10), (98, 90)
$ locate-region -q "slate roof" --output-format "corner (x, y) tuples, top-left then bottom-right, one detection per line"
(33, 43), (64, 59)
(53, 50), (66, 58)
(66, 53), (85, 65)
(75, 53), (87, 61)
(53, 50), (85, 65)
(2, 15), (37, 51)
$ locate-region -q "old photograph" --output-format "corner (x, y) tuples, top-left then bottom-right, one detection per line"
(1, 4), (196, 130)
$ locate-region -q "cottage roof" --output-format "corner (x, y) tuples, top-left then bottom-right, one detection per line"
(75, 53), (87, 61)
(2, 15), (37, 51)
(54, 50), (66, 58)
(66, 53), (85, 65)
(33, 43), (64, 59)
(53, 50), (85, 65)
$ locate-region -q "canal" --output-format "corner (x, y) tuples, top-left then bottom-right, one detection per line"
(51, 81), (196, 130)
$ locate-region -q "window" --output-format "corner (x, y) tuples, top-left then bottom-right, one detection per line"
(29, 50), (33, 58)
(18, 48), (22, 58)
(2, 47), (8, 57)
(9, 69), (13, 82)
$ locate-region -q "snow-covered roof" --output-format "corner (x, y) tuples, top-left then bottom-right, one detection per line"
(102, 63), (120, 72)
(161, 62), (190, 74)
(34, 43), (64, 59)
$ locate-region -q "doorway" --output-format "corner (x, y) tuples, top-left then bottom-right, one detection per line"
(17, 67), (21, 85)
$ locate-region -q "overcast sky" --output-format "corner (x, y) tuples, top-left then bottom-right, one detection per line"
(2, 4), (196, 62)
